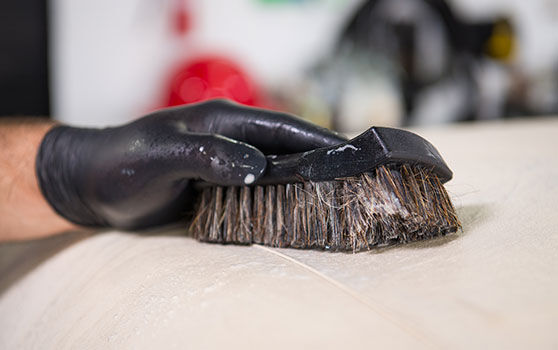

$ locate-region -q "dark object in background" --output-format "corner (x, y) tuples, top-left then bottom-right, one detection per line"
(322, 0), (515, 128)
(0, 0), (50, 117)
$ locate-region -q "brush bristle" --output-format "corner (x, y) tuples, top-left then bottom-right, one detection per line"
(189, 165), (460, 252)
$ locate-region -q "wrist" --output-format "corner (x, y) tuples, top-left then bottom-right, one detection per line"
(0, 118), (80, 240)
(36, 125), (109, 227)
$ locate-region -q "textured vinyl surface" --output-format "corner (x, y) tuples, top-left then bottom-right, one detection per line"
(1, 119), (558, 349)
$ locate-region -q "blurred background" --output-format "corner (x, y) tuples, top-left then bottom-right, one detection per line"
(2, 0), (558, 133)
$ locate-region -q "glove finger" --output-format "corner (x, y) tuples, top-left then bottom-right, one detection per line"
(169, 133), (266, 186)
(186, 100), (348, 154)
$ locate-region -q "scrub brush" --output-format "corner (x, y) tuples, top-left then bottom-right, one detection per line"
(190, 127), (460, 252)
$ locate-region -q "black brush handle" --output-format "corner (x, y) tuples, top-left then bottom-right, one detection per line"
(195, 127), (453, 188)
(254, 127), (453, 185)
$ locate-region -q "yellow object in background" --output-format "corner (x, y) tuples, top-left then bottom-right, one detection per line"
(486, 19), (516, 61)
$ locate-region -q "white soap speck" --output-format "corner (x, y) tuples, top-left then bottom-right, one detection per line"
(121, 168), (135, 176)
(199, 146), (204, 152)
(244, 173), (255, 184)
(326, 144), (359, 155)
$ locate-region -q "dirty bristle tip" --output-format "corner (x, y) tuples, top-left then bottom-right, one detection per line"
(190, 165), (461, 252)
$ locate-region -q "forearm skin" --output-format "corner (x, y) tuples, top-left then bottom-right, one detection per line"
(0, 118), (77, 241)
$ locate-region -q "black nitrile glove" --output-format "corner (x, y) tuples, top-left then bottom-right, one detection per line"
(36, 99), (346, 230)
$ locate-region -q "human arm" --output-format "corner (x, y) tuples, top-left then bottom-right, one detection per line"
(0, 118), (77, 241)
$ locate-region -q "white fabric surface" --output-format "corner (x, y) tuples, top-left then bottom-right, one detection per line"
(1, 118), (557, 349)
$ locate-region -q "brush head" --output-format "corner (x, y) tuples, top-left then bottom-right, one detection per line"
(190, 164), (460, 252)
(190, 127), (459, 252)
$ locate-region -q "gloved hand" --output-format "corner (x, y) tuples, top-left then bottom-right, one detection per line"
(36, 99), (346, 230)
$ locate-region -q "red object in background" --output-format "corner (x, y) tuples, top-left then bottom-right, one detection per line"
(172, 0), (191, 36)
(164, 57), (268, 108)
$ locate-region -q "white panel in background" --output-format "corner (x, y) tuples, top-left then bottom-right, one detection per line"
(187, 0), (363, 87)
(50, 0), (177, 127)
